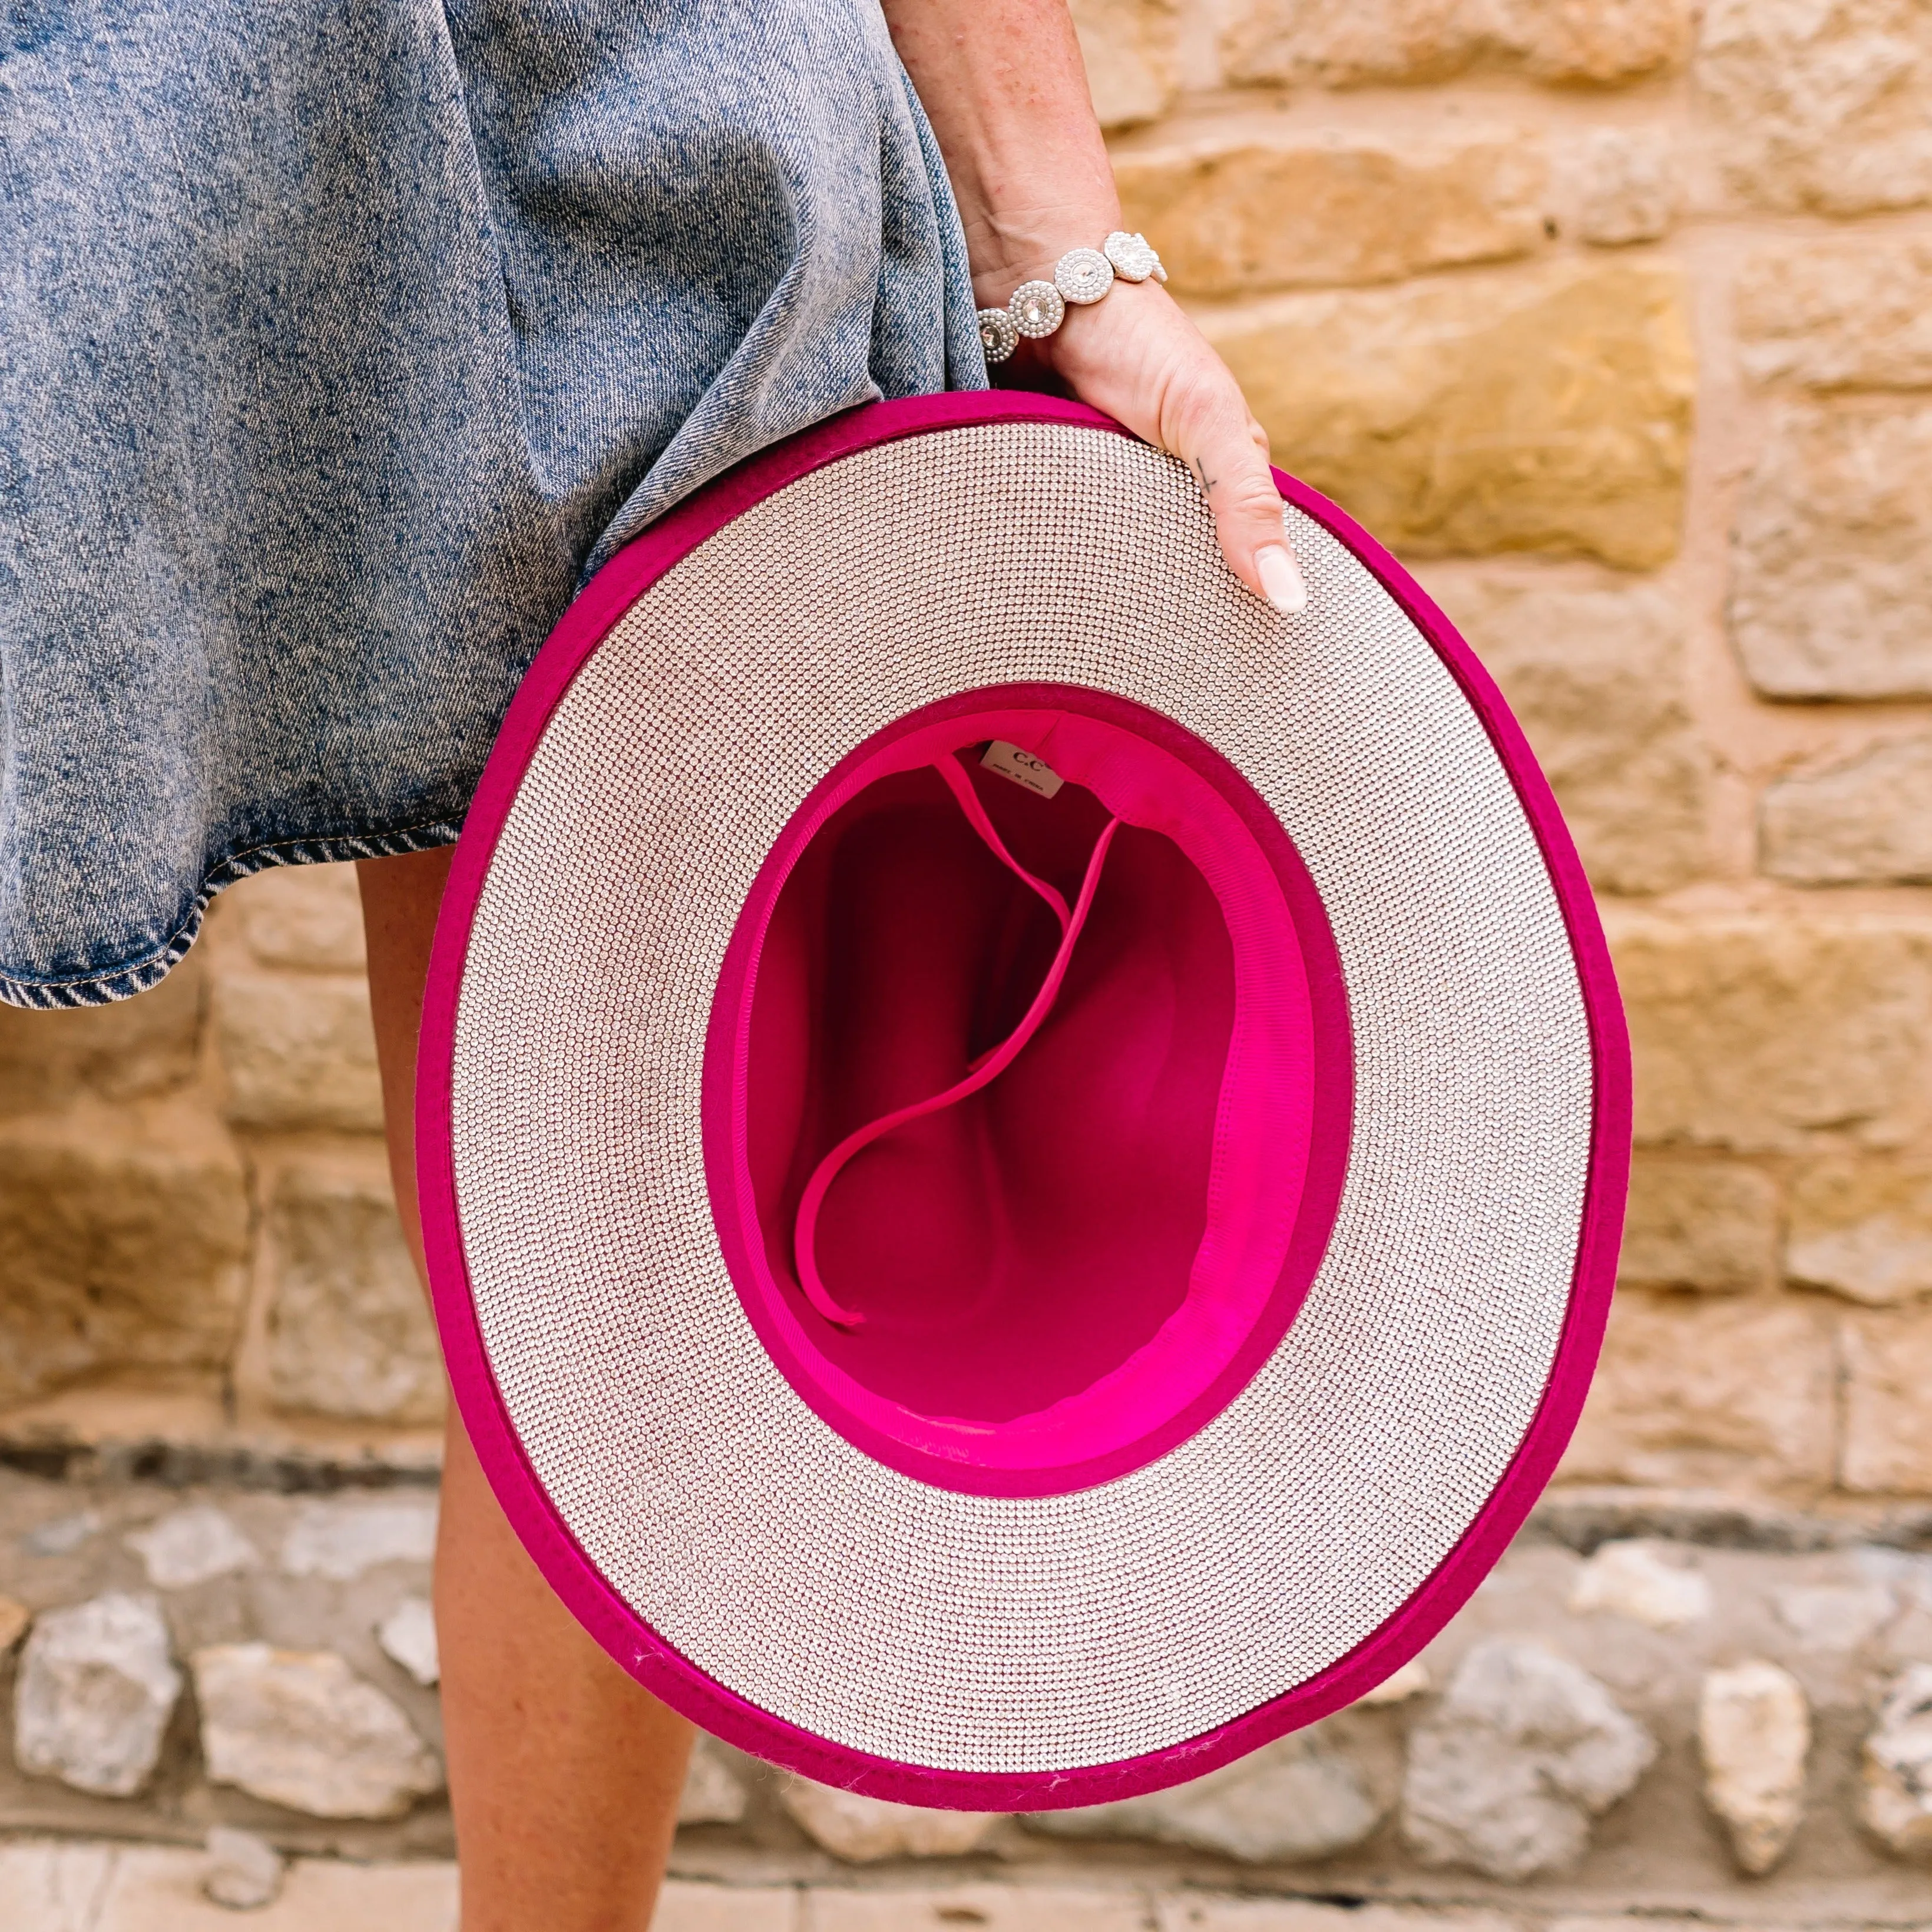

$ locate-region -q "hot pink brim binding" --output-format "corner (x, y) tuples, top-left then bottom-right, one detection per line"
(416, 391), (1632, 1811)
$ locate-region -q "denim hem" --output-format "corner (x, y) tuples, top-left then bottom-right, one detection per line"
(0, 819), (462, 1011)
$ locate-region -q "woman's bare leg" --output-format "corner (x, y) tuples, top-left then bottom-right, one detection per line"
(358, 846), (694, 1932)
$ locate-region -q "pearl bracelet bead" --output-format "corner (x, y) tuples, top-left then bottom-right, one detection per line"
(977, 231), (1167, 367)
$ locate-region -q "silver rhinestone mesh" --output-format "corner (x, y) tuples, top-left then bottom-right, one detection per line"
(450, 423), (1592, 1774)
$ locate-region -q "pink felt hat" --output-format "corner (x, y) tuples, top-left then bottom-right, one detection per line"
(418, 392), (1629, 1811)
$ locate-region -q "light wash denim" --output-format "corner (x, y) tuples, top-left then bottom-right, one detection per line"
(0, 0), (985, 1005)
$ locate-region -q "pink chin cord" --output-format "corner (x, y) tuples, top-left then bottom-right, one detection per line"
(791, 756), (1122, 1328)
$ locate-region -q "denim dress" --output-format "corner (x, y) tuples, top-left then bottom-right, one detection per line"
(0, 1), (985, 1006)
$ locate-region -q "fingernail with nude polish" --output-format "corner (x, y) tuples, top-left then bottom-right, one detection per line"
(1256, 544), (1308, 615)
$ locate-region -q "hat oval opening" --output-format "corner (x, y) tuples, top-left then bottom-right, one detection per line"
(703, 686), (1351, 1497)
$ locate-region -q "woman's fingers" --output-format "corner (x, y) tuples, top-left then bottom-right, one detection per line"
(1168, 382), (1306, 614)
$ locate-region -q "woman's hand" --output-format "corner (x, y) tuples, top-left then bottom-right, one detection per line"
(880, 0), (1307, 614)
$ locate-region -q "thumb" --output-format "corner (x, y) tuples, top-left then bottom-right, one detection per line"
(1169, 387), (1307, 615)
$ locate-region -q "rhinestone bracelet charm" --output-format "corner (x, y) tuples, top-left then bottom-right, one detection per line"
(977, 231), (1167, 366)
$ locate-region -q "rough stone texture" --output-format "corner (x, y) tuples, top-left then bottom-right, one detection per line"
(818, 1885), (1146, 1932)
(1607, 914), (1932, 1153)
(0, 1595), (28, 1654)
(1696, 0), (1932, 216)
(12, 1592), (181, 1798)
(1698, 1661), (1809, 1874)
(229, 862), (369, 973)
(203, 1826), (286, 1911)
(279, 1501), (439, 1582)
(1027, 1719), (1388, 1862)
(1071, 0), (1179, 128)
(1841, 1309), (1932, 1493)
(1774, 1581), (1896, 1650)
(192, 1643), (444, 1820)
(212, 971), (384, 1132)
(1205, 261), (1693, 568)
(264, 1164), (444, 1425)
(1431, 576), (1706, 894)
(1567, 1541), (1712, 1629)
(1738, 239), (1932, 392)
(375, 1596), (439, 1687)
(1402, 1640), (1656, 1880)
(680, 1736), (751, 1826)
(125, 1506), (259, 1590)
(1617, 1157), (1778, 1294)
(1730, 404), (1932, 700)
(1788, 1155), (1932, 1306)
(1569, 127), (1678, 246)
(1114, 130), (1546, 296)
(1221, 0), (1692, 87)
(1560, 1293), (1835, 1490)
(1762, 739), (1932, 886)
(0, 1111), (250, 1407)
(0, 952), (205, 1113)
(1860, 1662), (1932, 1860)
(780, 1779), (1002, 1861)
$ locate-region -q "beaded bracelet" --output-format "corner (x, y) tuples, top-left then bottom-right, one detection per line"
(977, 231), (1168, 366)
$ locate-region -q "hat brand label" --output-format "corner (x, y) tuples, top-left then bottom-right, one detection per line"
(981, 741), (1064, 799)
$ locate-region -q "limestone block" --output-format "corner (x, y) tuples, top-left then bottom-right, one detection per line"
(1431, 577), (1706, 894)
(0, 1596), (28, 1654)
(1402, 1640), (1655, 1880)
(1696, 0), (1932, 216)
(125, 1506), (259, 1590)
(1861, 1663), (1932, 1858)
(1789, 1156), (1932, 1306)
(1559, 1293), (1835, 1489)
(1842, 1310), (1932, 1493)
(1359, 1659), (1431, 1705)
(265, 1163), (444, 1425)
(1607, 913), (1932, 1153)
(1731, 405), (1932, 699)
(13, 1592), (183, 1798)
(1204, 261), (1692, 568)
(1738, 239), (1932, 391)
(213, 971), (383, 1132)
(823, 1887), (1146, 1932)
(280, 1500), (439, 1581)
(1072, 0), (1179, 128)
(1027, 1719), (1387, 1861)
(1764, 739), (1932, 886)
(1775, 1582), (1895, 1650)
(1567, 1541), (1712, 1629)
(0, 950), (204, 1113)
(1568, 127), (1678, 246)
(680, 1735), (750, 1826)
(203, 1827), (285, 1911)
(1618, 1157), (1778, 1293)
(1221, 0), (1690, 87)
(1114, 130), (1546, 297)
(1698, 1661), (1809, 1874)
(0, 1111), (250, 1407)
(780, 1777), (1001, 1860)
(191, 1643), (444, 1819)
(375, 1596), (439, 1687)
(229, 862), (368, 972)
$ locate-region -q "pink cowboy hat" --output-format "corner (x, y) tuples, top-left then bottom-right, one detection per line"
(418, 392), (1628, 1811)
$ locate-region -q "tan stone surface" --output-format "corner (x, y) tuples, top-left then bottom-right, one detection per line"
(1071, 0), (1179, 130)
(1428, 575), (1706, 894)
(1762, 737), (1932, 885)
(1159, 1908), (1513, 1932)
(1559, 1293), (1835, 1489)
(213, 971), (383, 1132)
(1697, 1659), (1809, 1874)
(1841, 1309), (1932, 1491)
(1567, 127), (1678, 247)
(88, 1844), (458, 1931)
(264, 1163), (443, 1425)
(1207, 260), (1692, 567)
(0, 954), (205, 1114)
(1696, 0), (1932, 216)
(1608, 914), (1932, 1153)
(1114, 130), (1546, 296)
(1738, 239), (1932, 392)
(1730, 403), (1932, 700)
(1618, 1157), (1778, 1295)
(808, 1887), (1146, 1932)
(229, 862), (368, 972)
(1788, 1155), (1932, 1306)
(780, 1778), (1001, 1861)
(1221, 0), (1690, 87)
(660, 1884), (799, 1932)
(0, 1110), (249, 1407)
